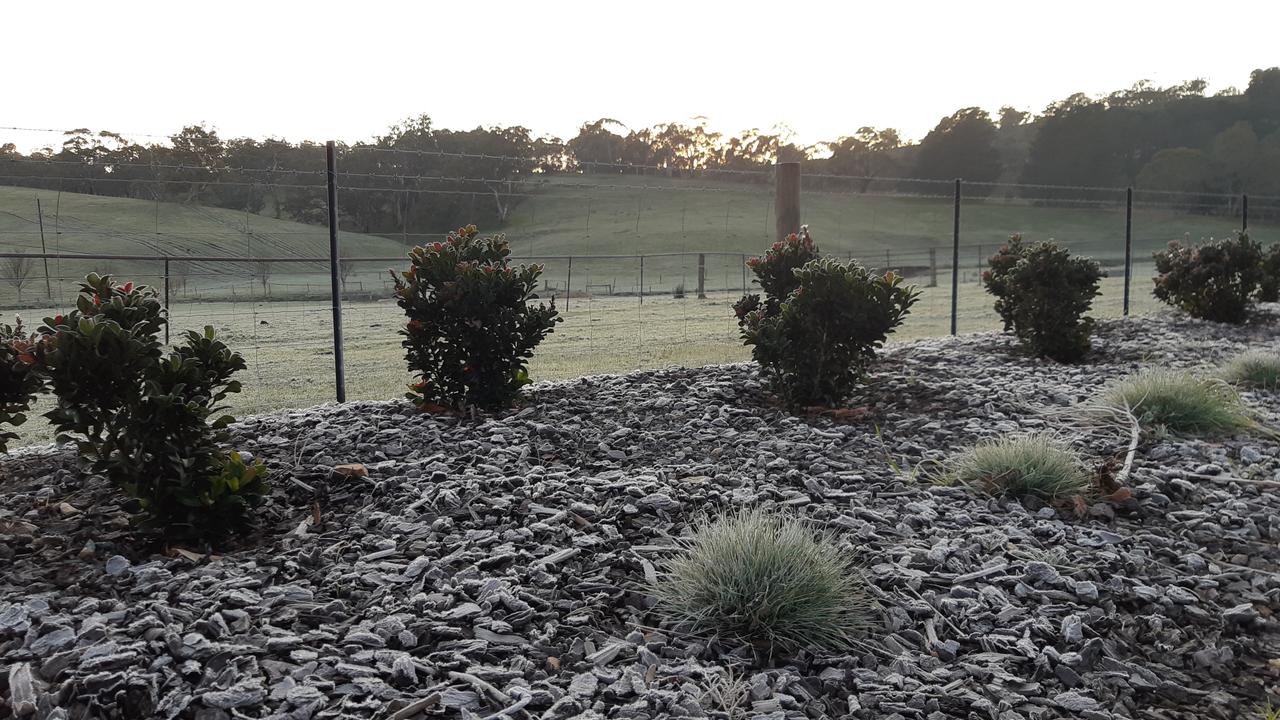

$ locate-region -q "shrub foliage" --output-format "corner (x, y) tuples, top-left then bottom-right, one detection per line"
(35, 274), (266, 536)
(0, 318), (44, 453)
(983, 234), (1104, 362)
(734, 229), (918, 406)
(1260, 243), (1280, 303)
(1152, 233), (1264, 323)
(649, 507), (871, 652)
(392, 225), (561, 410)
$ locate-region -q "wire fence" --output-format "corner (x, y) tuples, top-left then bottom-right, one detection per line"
(0, 127), (1273, 446)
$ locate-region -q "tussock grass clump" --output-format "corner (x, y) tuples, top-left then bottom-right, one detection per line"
(649, 508), (871, 652)
(939, 433), (1091, 501)
(1221, 350), (1280, 390)
(1102, 368), (1255, 435)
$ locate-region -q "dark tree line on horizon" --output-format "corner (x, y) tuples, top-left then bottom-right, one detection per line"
(2, 67), (1279, 235)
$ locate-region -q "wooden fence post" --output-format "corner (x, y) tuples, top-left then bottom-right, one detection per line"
(774, 162), (800, 241)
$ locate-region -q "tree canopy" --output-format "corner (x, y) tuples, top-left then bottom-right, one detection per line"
(2, 67), (1278, 232)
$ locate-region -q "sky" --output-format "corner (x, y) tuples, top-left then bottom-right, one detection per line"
(4, 0), (1280, 151)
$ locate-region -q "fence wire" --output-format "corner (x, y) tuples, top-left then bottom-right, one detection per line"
(0, 134), (1268, 446)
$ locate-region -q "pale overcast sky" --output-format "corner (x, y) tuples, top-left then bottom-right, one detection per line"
(4, 0), (1278, 150)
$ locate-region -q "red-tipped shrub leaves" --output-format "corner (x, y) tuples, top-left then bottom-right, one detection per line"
(392, 225), (561, 411)
(983, 234), (1105, 362)
(1153, 233), (1263, 323)
(35, 274), (266, 538)
(736, 229), (918, 407)
(0, 318), (45, 453)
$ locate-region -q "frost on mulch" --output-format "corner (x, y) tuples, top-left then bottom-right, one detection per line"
(2, 310), (1279, 720)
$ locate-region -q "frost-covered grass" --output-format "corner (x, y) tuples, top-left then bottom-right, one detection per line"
(1102, 368), (1256, 435)
(938, 433), (1091, 501)
(1221, 350), (1280, 390)
(649, 508), (872, 652)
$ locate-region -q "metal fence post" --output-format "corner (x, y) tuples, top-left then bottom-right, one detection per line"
(928, 247), (937, 288)
(1243, 193), (1249, 232)
(639, 255), (645, 305)
(35, 199), (52, 300)
(1123, 187), (1133, 317)
(697, 253), (707, 299)
(565, 256), (573, 311)
(950, 178), (960, 335)
(326, 141), (347, 403)
(163, 257), (171, 345)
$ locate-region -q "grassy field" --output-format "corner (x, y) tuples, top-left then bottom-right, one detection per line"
(0, 179), (1270, 307)
(0, 177), (1256, 446)
(6, 271), (1164, 447)
(0, 185), (406, 306)
(489, 175), (1270, 292)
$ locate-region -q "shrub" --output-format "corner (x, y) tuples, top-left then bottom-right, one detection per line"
(983, 234), (1104, 362)
(1152, 233), (1264, 323)
(939, 433), (1091, 501)
(391, 225), (561, 410)
(735, 229), (918, 407)
(35, 274), (266, 537)
(1221, 350), (1280, 390)
(1101, 368), (1256, 435)
(744, 227), (818, 301)
(1260, 243), (1280, 303)
(648, 507), (871, 652)
(0, 318), (44, 453)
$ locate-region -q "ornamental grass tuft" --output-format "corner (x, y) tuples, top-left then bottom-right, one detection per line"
(938, 433), (1091, 502)
(1102, 368), (1256, 435)
(648, 508), (872, 653)
(1221, 350), (1280, 390)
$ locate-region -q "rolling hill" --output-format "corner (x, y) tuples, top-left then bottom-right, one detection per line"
(0, 176), (1271, 307)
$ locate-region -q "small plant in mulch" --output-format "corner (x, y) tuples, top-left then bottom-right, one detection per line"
(983, 234), (1104, 362)
(734, 228), (918, 407)
(1099, 368), (1261, 436)
(929, 431), (1135, 515)
(391, 225), (561, 411)
(933, 433), (1092, 502)
(1153, 232), (1264, 324)
(34, 274), (267, 538)
(647, 507), (873, 653)
(0, 317), (45, 453)
(1221, 350), (1280, 390)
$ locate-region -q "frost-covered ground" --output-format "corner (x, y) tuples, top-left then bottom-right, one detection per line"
(2, 310), (1279, 720)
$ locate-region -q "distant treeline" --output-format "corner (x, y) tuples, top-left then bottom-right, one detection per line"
(2, 67), (1279, 234)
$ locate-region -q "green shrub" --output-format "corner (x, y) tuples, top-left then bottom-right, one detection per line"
(1152, 233), (1264, 323)
(744, 228), (819, 301)
(1260, 243), (1280, 303)
(649, 507), (871, 652)
(1221, 350), (1280, 390)
(1101, 368), (1256, 435)
(391, 225), (561, 410)
(0, 318), (44, 453)
(734, 229), (918, 407)
(983, 234), (1104, 362)
(35, 274), (266, 537)
(939, 433), (1091, 501)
